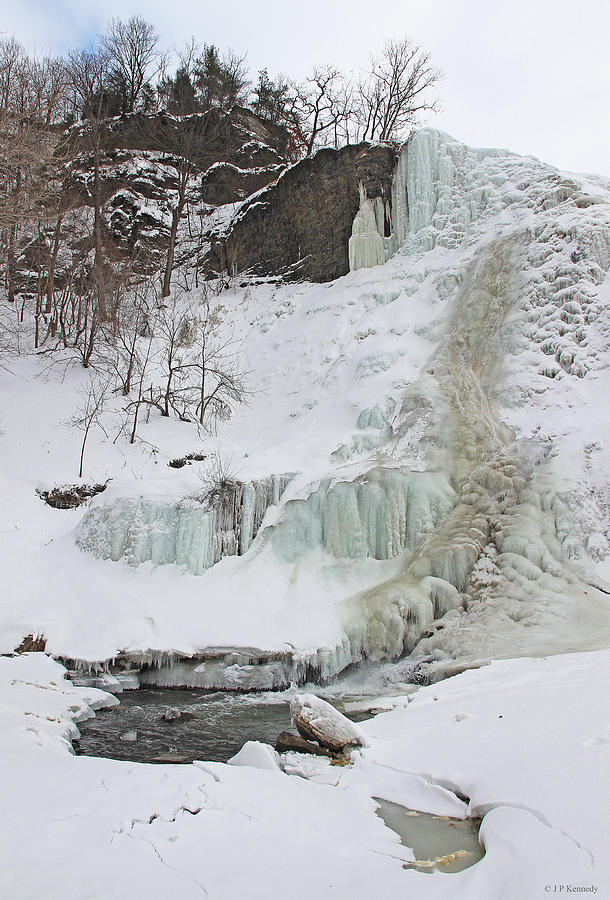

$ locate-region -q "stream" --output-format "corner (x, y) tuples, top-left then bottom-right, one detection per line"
(75, 685), (484, 874)
(75, 687), (295, 764)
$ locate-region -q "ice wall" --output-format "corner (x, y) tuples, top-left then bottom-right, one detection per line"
(76, 474), (293, 576)
(384, 127), (604, 260)
(271, 467), (456, 563)
(348, 184), (393, 271)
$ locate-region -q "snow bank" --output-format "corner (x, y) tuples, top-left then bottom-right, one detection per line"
(1, 650), (607, 898)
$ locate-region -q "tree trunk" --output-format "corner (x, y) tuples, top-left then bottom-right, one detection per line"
(162, 209), (180, 298)
(45, 214), (63, 314)
(93, 131), (107, 322)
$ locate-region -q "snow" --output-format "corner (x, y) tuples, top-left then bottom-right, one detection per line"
(228, 739), (281, 769)
(1, 126), (609, 892)
(0, 650), (607, 898)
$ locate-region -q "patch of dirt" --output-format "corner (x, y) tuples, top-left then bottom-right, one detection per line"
(15, 634), (47, 653)
(37, 482), (108, 509)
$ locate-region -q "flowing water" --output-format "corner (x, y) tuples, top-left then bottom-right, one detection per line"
(75, 688), (294, 764)
(75, 679), (412, 765)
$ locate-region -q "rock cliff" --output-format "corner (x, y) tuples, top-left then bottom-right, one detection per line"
(60, 107), (288, 271)
(205, 143), (397, 282)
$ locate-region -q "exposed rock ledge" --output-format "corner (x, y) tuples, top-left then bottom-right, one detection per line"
(205, 142), (397, 282)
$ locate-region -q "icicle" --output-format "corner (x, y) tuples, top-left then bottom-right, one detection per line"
(76, 474), (293, 575)
(271, 468), (456, 564)
(348, 183), (388, 271)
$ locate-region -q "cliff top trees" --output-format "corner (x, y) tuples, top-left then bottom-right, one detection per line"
(249, 38), (441, 155)
(357, 38), (441, 142)
(101, 16), (163, 115)
(193, 45), (249, 112)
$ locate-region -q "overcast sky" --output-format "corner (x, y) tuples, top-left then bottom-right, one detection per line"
(2, 0), (608, 175)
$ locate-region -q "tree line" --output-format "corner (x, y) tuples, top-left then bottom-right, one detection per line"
(0, 19), (441, 459)
(1, 17), (441, 150)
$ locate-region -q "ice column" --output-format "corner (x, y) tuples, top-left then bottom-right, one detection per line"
(391, 144), (409, 245)
(348, 184), (389, 271)
(76, 474), (293, 575)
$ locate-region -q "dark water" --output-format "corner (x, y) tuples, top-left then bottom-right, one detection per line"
(375, 798), (484, 873)
(75, 688), (294, 764)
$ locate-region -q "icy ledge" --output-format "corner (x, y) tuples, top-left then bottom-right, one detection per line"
(76, 474), (293, 575)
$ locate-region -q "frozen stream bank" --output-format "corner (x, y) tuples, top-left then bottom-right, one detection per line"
(2, 649), (606, 899)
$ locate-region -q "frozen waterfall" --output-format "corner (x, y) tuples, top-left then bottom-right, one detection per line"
(76, 474), (293, 575)
(348, 184), (393, 271)
(271, 468), (455, 563)
(70, 126), (610, 680)
(350, 127), (588, 271)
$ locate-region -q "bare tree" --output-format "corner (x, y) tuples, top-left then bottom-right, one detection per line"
(101, 16), (163, 113)
(162, 148), (194, 298)
(153, 293), (191, 417)
(125, 326), (155, 444)
(294, 66), (354, 156)
(0, 40), (70, 305)
(117, 287), (247, 433)
(107, 286), (151, 395)
(357, 38), (442, 142)
(138, 111), (221, 297)
(64, 48), (111, 330)
(71, 374), (111, 477)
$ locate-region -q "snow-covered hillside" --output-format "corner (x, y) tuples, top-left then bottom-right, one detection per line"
(1, 128), (610, 681)
(2, 128), (610, 900)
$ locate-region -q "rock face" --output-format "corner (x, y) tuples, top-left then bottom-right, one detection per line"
(274, 730), (332, 757)
(206, 143), (397, 282)
(290, 694), (365, 753)
(93, 106), (289, 167)
(200, 161), (284, 206)
(15, 108), (290, 297)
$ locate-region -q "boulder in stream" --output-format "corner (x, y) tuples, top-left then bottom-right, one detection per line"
(274, 730), (332, 757)
(290, 694), (366, 753)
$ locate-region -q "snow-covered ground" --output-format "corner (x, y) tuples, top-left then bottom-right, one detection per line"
(0, 649), (607, 898)
(1, 129), (609, 896)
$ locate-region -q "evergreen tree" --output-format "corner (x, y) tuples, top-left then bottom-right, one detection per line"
(167, 66), (198, 115)
(252, 69), (290, 123)
(193, 45), (248, 112)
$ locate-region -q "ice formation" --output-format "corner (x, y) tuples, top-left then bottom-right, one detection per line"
(76, 474), (292, 575)
(271, 468), (456, 563)
(348, 184), (393, 271)
(71, 127), (610, 678)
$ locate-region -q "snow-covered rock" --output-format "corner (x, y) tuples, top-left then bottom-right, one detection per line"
(291, 693), (366, 752)
(227, 740), (281, 770)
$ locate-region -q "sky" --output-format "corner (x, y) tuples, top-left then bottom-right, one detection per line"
(1, 0), (608, 176)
